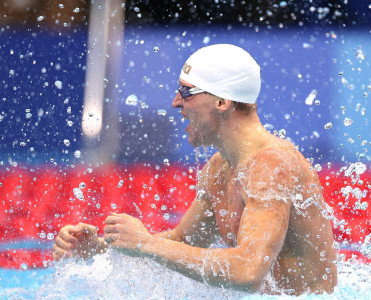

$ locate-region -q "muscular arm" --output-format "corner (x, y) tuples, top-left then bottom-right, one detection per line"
(142, 195), (290, 291)
(136, 152), (293, 291)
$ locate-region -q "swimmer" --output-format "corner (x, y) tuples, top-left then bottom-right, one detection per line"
(53, 44), (337, 295)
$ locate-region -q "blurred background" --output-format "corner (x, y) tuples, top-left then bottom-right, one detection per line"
(0, 0), (370, 270)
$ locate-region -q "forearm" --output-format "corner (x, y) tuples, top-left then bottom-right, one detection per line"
(153, 229), (181, 241)
(141, 237), (259, 291)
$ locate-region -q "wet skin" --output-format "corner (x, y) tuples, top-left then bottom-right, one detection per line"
(53, 80), (337, 295)
(199, 141), (337, 295)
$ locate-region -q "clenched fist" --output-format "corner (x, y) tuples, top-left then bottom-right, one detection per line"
(52, 223), (106, 261)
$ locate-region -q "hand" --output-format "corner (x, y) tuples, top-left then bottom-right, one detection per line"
(52, 223), (101, 261)
(103, 213), (152, 253)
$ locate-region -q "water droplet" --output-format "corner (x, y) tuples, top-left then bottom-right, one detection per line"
(59, 4), (64, 9)
(103, 78), (109, 84)
(219, 209), (227, 217)
(342, 77), (350, 87)
(314, 164), (322, 172)
(54, 80), (63, 89)
(118, 179), (124, 188)
(203, 36), (210, 44)
(74, 150), (81, 158)
(63, 139), (70, 147)
(324, 122), (332, 130)
(205, 210), (213, 217)
(73, 7), (80, 13)
(153, 46), (160, 52)
(361, 202), (368, 210)
(111, 203), (117, 209)
(305, 89), (317, 105)
(279, 1), (288, 8)
(355, 48), (365, 60)
(338, 71), (343, 76)
(161, 205), (167, 211)
(163, 158), (170, 166)
(354, 162), (367, 175)
(73, 188), (84, 200)
(264, 256), (270, 263)
(79, 182), (86, 189)
(25, 113), (32, 119)
(67, 120), (73, 127)
(300, 197), (314, 209)
(154, 194), (160, 201)
(163, 213), (170, 220)
(47, 233), (54, 240)
(157, 109), (167, 116)
(343, 118), (353, 127)
(39, 232), (46, 239)
(125, 94), (138, 106)
(278, 129), (286, 139)
(314, 100), (320, 105)
(227, 232), (236, 239)
(37, 16), (45, 22)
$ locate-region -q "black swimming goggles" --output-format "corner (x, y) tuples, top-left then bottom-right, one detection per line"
(178, 85), (206, 99)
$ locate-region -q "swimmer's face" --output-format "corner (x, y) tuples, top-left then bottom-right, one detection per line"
(172, 78), (220, 147)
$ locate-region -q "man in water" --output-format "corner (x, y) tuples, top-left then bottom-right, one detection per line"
(52, 44), (337, 295)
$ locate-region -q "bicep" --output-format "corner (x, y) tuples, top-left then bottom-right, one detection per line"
(235, 152), (293, 279)
(237, 199), (290, 258)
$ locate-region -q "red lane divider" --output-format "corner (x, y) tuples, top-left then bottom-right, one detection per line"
(0, 164), (370, 268)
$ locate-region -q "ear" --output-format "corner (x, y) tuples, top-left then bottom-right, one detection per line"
(216, 98), (232, 113)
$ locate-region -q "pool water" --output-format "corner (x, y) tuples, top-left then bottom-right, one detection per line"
(1, 250), (371, 300)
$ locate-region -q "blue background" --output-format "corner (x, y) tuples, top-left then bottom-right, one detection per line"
(0, 25), (370, 166)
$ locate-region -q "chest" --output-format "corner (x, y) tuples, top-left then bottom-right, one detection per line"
(207, 173), (245, 246)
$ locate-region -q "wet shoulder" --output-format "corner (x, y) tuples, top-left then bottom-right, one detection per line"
(199, 152), (228, 187)
(248, 140), (298, 168)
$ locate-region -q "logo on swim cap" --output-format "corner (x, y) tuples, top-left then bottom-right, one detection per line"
(182, 63), (192, 75)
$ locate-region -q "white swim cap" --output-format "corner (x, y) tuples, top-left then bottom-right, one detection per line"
(179, 44), (261, 104)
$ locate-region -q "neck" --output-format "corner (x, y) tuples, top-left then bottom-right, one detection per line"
(214, 112), (271, 169)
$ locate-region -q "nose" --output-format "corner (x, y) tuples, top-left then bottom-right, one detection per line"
(172, 91), (183, 108)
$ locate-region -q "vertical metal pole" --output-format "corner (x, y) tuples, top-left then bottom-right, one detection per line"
(82, 0), (125, 163)
(99, 0), (126, 163)
(82, 0), (109, 139)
